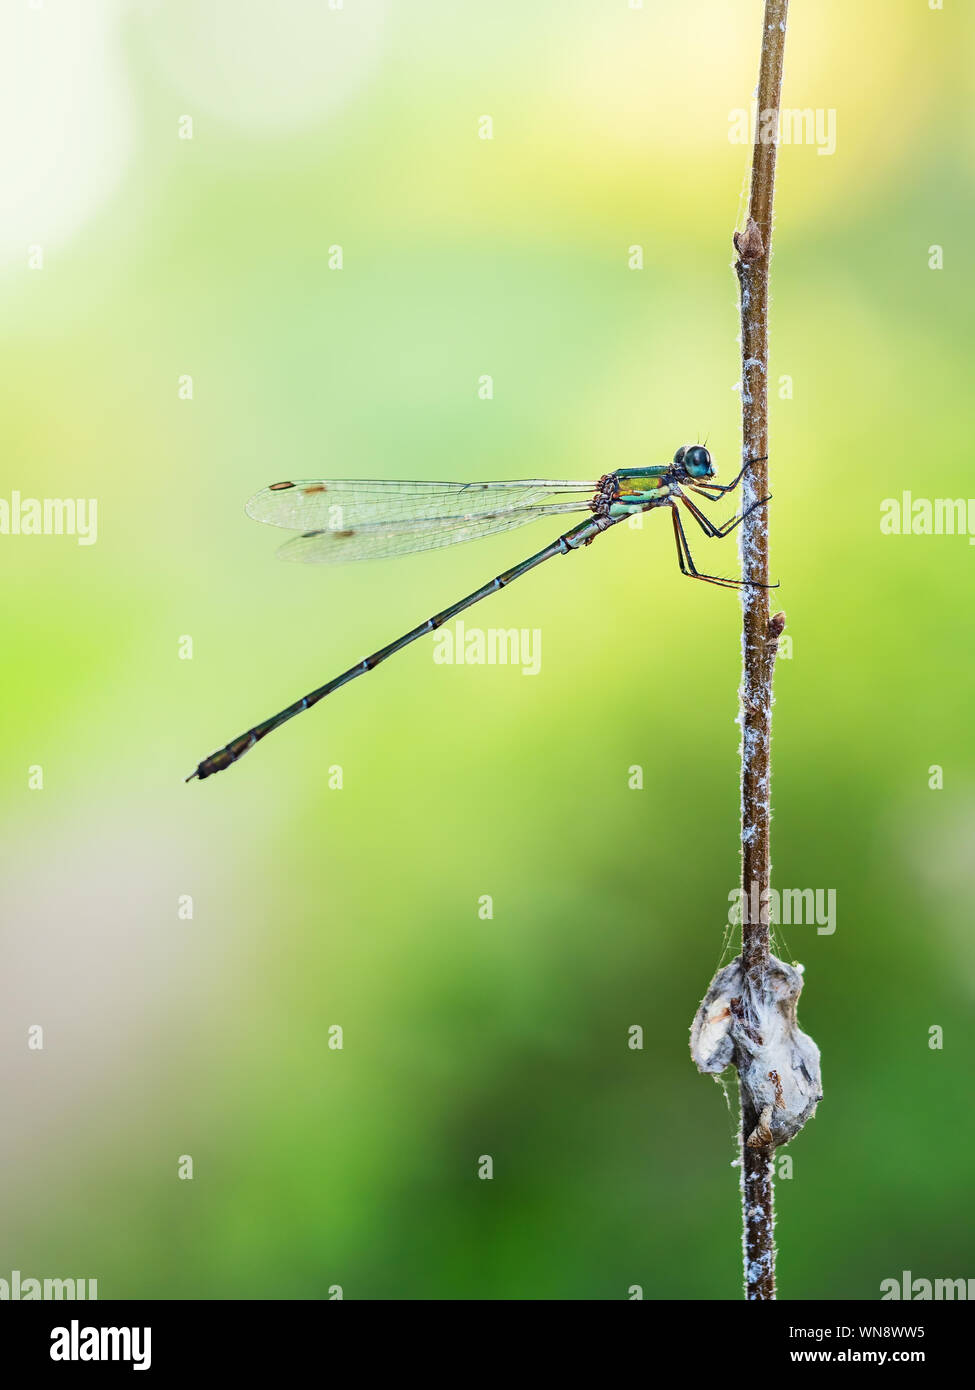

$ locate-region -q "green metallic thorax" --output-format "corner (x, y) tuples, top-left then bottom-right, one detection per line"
(607, 466), (673, 517)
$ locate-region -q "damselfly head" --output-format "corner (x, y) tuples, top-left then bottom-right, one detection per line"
(674, 444), (714, 480)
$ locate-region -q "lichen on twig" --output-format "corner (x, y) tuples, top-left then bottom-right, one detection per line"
(734, 0), (791, 1304)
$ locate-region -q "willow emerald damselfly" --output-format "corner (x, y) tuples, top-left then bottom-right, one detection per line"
(187, 445), (772, 782)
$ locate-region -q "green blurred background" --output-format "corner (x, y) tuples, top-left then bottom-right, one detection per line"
(2, 0), (972, 1300)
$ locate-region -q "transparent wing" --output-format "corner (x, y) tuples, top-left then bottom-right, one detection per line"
(245, 478), (599, 531)
(275, 502), (590, 564)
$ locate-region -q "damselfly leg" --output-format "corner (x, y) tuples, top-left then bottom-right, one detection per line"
(669, 493), (776, 590)
(679, 490), (769, 540)
(683, 454), (768, 501)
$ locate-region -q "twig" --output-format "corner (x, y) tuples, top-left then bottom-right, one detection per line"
(734, 0), (789, 1302)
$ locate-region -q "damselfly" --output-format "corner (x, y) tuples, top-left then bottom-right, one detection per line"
(187, 445), (772, 781)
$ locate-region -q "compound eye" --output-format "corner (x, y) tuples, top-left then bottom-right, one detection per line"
(685, 445), (713, 477)
(673, 446), (686, 466)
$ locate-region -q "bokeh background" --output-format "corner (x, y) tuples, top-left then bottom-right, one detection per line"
(2, 0), (973, 1300)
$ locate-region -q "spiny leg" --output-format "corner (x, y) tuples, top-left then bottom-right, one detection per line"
(670, 505), (746, 589)
(669, 503), (775, 590)
(680, 490), (770, 539)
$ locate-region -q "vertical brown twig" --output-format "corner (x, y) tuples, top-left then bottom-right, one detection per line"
(734, 0), (789, 1301)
